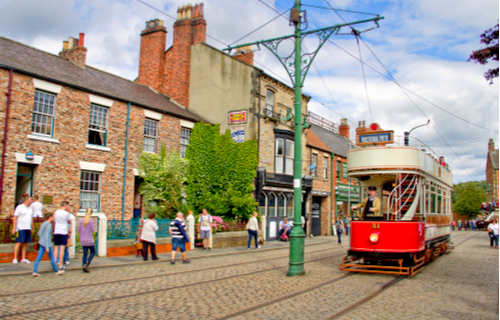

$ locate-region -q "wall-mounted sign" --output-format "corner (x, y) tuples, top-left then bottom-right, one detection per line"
(231, 127), (245, 143)
(25, 151), (34, 161)
(42, 195), (53, 204)
(228, 110), (247, 124)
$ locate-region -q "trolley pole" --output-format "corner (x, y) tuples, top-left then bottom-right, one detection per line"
(224, 1), (383, 277)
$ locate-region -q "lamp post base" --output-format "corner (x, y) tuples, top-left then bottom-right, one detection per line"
(288, 229), (306, 276)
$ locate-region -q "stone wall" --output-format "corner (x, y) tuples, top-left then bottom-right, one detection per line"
(212, 231), (248, 248)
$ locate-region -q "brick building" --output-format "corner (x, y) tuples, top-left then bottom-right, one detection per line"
(306, 118), (359, 236)
(136, 4), (312, 241)
(486, 138), (499, 206)
(0, 34), (204, 218)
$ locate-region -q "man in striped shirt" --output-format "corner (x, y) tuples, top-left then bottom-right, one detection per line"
(169, 212), (190, 265)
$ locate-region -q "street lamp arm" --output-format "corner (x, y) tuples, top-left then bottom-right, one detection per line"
(404, 120), (430, 146)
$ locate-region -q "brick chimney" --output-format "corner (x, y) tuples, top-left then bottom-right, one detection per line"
(137, 19), (167, 92)
(338, 118), (349, 139)
(162, 3), (207, 107)
(489, 138), (495, 151)
(233, 46), (254, 65)
(59, 33), (87, 68)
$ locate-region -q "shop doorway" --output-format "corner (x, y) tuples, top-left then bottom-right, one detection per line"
(15, 164), (35, 207)
(311, 197), (321, 236)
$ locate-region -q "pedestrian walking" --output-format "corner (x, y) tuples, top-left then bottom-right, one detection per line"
(53, 201), (72, 271)
(197, 209), (213, 249)
(470, 220), (476, 231)
(57, 216), (72, 266)
(140, 212), (159, 261)
(335, 217), (344, 245)
(487, 218), (499, 249)
(31, 195), (44, 218)
(465, 220), (470, 231)
(458, 219), (462, 230)
(344, 215), (350, 236)
(11, 196), (34, 264)
(78, 208), (96, 272)
(247, 212), (260, 249)
(451, 220), (456, 231)
(33, 212), (64, 276)
(169, 212), (190, 264)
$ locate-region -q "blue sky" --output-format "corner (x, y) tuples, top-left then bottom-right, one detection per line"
(1, 0), (498, 183)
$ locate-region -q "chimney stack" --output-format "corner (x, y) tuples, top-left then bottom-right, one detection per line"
(137, 19), (167, 92)
(489, 138), (495, 151)
(338, 118), (349, 139)
(59, 33), (87, 68)
(233, 46), (254, 65)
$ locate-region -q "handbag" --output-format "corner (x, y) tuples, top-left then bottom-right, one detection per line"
(67, 237), (73, 247)
(134, 242), (143, 250)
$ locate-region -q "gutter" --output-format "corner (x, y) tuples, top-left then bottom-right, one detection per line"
(0, 69), (13, 212)
(121, 102), (131, 220)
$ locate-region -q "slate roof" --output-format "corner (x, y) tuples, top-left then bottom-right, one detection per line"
(309, 124), (354, 158)
(0, 37), (205, 123)
(306, 129), (331, 153)
(490, 150), (499, 170)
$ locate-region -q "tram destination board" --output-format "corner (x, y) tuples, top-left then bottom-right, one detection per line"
(357, 131), (394, 146)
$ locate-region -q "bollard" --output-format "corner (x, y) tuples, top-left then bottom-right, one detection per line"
(97, 213), (107, 257)
(186, 213), (195, 250)
(69, 214), (76, 259)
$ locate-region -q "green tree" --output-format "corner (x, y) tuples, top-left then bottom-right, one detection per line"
(453, 181), (487, 218)
(138, 145), (188, 218)
(185, 123), (258, 220)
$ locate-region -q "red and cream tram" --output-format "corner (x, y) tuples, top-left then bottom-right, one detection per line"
(339, 145), (453, 276)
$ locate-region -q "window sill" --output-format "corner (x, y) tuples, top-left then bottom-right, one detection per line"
(27, 134), (60, 144)
(86, 144), (111, 152)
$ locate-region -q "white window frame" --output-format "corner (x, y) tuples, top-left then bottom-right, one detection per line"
(275, 138), (284, 174)
(285, 140), (294, 175)
(79, 171), (101, 212)
(180, 127), (191, 158)
(144, 118), (158, 153)
(323, 156), (329, 179)
(265, 89), (274, 117)
(31, 90), (56, 137)
(311, 153), (318, 177)
(88, 104), (109, 147)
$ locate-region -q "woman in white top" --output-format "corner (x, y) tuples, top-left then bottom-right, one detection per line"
(247, 212), (260, 249)
(487, 217), (499, 249)
(140, 213), (159, 260)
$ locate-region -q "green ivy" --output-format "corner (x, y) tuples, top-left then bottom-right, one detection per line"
(185, 123), (258, 220)
(138, 145), (188, 219)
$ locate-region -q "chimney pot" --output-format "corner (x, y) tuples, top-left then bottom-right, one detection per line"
(68, 37), (74, 49)
(199, 3), (204, 18)
(79, 33), (85, 47)
(63, 41), (68, 50)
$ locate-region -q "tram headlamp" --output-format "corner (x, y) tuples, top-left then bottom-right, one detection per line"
(369, 233), (379, 244)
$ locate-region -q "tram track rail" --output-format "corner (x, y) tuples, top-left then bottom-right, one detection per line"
(219, 231), (481, 320)
(0, 250), (346, 318)
(0, 232), (480, 319)
(0, 244), (344, 299)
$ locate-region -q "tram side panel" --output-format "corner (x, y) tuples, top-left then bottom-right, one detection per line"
(349, 221), (426, 257)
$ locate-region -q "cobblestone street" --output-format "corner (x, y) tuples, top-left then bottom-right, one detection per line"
(0, 231), (497, 319)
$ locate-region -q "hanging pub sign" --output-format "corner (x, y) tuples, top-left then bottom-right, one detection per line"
(228, 110), (247, 124)
(356, 123), (394, 146)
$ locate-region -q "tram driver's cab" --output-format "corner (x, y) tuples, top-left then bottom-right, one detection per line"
(351, 185), (385, 221)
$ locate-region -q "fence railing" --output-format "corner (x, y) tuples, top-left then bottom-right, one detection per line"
(107, 219), (173, 240)
(0, 217), (45, 244)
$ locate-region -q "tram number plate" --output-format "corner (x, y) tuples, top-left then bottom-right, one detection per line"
(371, 223), (380, 229)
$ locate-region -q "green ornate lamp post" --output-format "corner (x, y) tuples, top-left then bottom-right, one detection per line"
(225, 0), (383, 276)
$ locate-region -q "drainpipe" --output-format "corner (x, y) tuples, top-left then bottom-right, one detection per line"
(331, 153), (334, 236)
(121, 102), (131, 221)
(0, 70), (13, 212)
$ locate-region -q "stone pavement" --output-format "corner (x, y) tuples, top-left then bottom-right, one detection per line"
(0, 234), (338, 275)
(0, 231), (496, 320)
